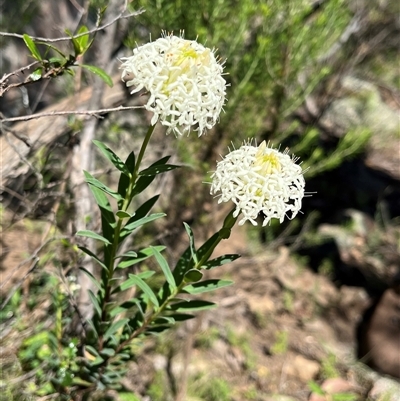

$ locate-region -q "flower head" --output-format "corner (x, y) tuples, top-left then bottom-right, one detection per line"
(210, 141), (305, 226)
(121, 33), (227, 136)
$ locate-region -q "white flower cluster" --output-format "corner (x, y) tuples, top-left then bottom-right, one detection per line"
(121, 33), (227, 136)
(210, 141), (305, 226)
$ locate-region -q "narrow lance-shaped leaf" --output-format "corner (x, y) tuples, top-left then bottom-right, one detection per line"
(85, 177), (115, 224)
(139, 164), (180, 176)
(119, 213), (165, 242)
(93, 140), (130, 176)
(65, 28), (81, 56)
(79, 267), (101, 290)
(78, 246), (108, 271)
(183, 222), (198, 264)
(118, 151), (135, 207)
(151, 246), (176, 290)
(166, 313), (195, 322)
(103, 318), (129, 341)
(120, 274), (159, 308)
(81, 64), (113, 87)
(84, 170), (122, 201)
(88, 290), (102, 317)
(131, 156), (171, 197)
(117, 246), (166, 269)
(83, 180), (115, 252)
(76, 230), (111, 245)
(183, 279), (233, 294)
(115, 250), (137, 260)
(169, 300), (216, 312)
(202, 254), (241, 270)
(112, 270), (156, 295)
(173, 247), (194, 287)
(23, 34), (42, 60)
(75, 25), (89, 52)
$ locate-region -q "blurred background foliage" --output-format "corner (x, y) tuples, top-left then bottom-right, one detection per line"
(131, 0), (349, 139)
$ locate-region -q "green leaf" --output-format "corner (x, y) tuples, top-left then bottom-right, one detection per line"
(116, 210), (132, 219)
(78, 246), (108, 271)
(117, 246), (165, 269)
(65, 28), (81, 56)
(90, 203), (115, 263)
(92, 140), (130, 176)
(85, 319), (98, 339)
(131, 156), (171, 197)
(109, 296), (149, 316)
(29, 67), (42, 81)
(137, 270), (157, 280)
(184, 269), (203, 283)
(84, 181), (116, 247)
(120, 213), (165, 240)
(76, 230), (111, 245)
(144, 325), (171, 334)
(84, 345), (104, 366)
(131, 175), (155, 197)
(71, 37), (81, 56)
(84, 170), (122, 201)
(104, 318), (129, 341)
(66, 67), (75, 76)
(23, 34), (42, 60)
(48, 57), (66, 67)
(118, 151), (135, 206)
(81, 64), (113, 87)
(79, 267), (101, 290)
(75, 25), (89, 52)
(153, 316), (176, 325)
(86, 184), (115, 224)
(99, 348), (115, 358)
(196, 232), (220, 265)
(202, 254), (241, 270)
(183, 279), (233, 294)
(115, 250), (137, 260)
(169, 300), (216, 312)
(126, 194), (159, 225)
(36, 42), (67, 58)
(117, 195), (160, 243)
(121, 274), (159, 308)
(166, 247), (193, 295)
(88, 290), (102, 317)
(84, 345), (100, 358)
(139, 164), (180, 176)
(166, 313), (195, 322)
(112, 270), (156, 295)
(150, 246), (176, 289)
(183, 222), (198, 264)
(72, 377), (93, 387)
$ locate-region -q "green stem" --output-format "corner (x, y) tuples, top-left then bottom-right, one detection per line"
(98, 123), (156, 346)
(132, 124), (156, 184)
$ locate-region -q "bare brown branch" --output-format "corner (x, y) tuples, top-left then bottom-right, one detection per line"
(0, 7), (144, 43)
(0, 105), (143, 123)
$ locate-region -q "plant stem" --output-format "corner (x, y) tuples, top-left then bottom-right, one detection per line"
(98, 123), (156, 347)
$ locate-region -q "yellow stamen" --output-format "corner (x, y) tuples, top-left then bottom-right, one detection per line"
(253, 141), (282, 175)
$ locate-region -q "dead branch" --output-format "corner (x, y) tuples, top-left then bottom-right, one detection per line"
(0, 4), (144, 43)
(0, 105), (143, 123)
